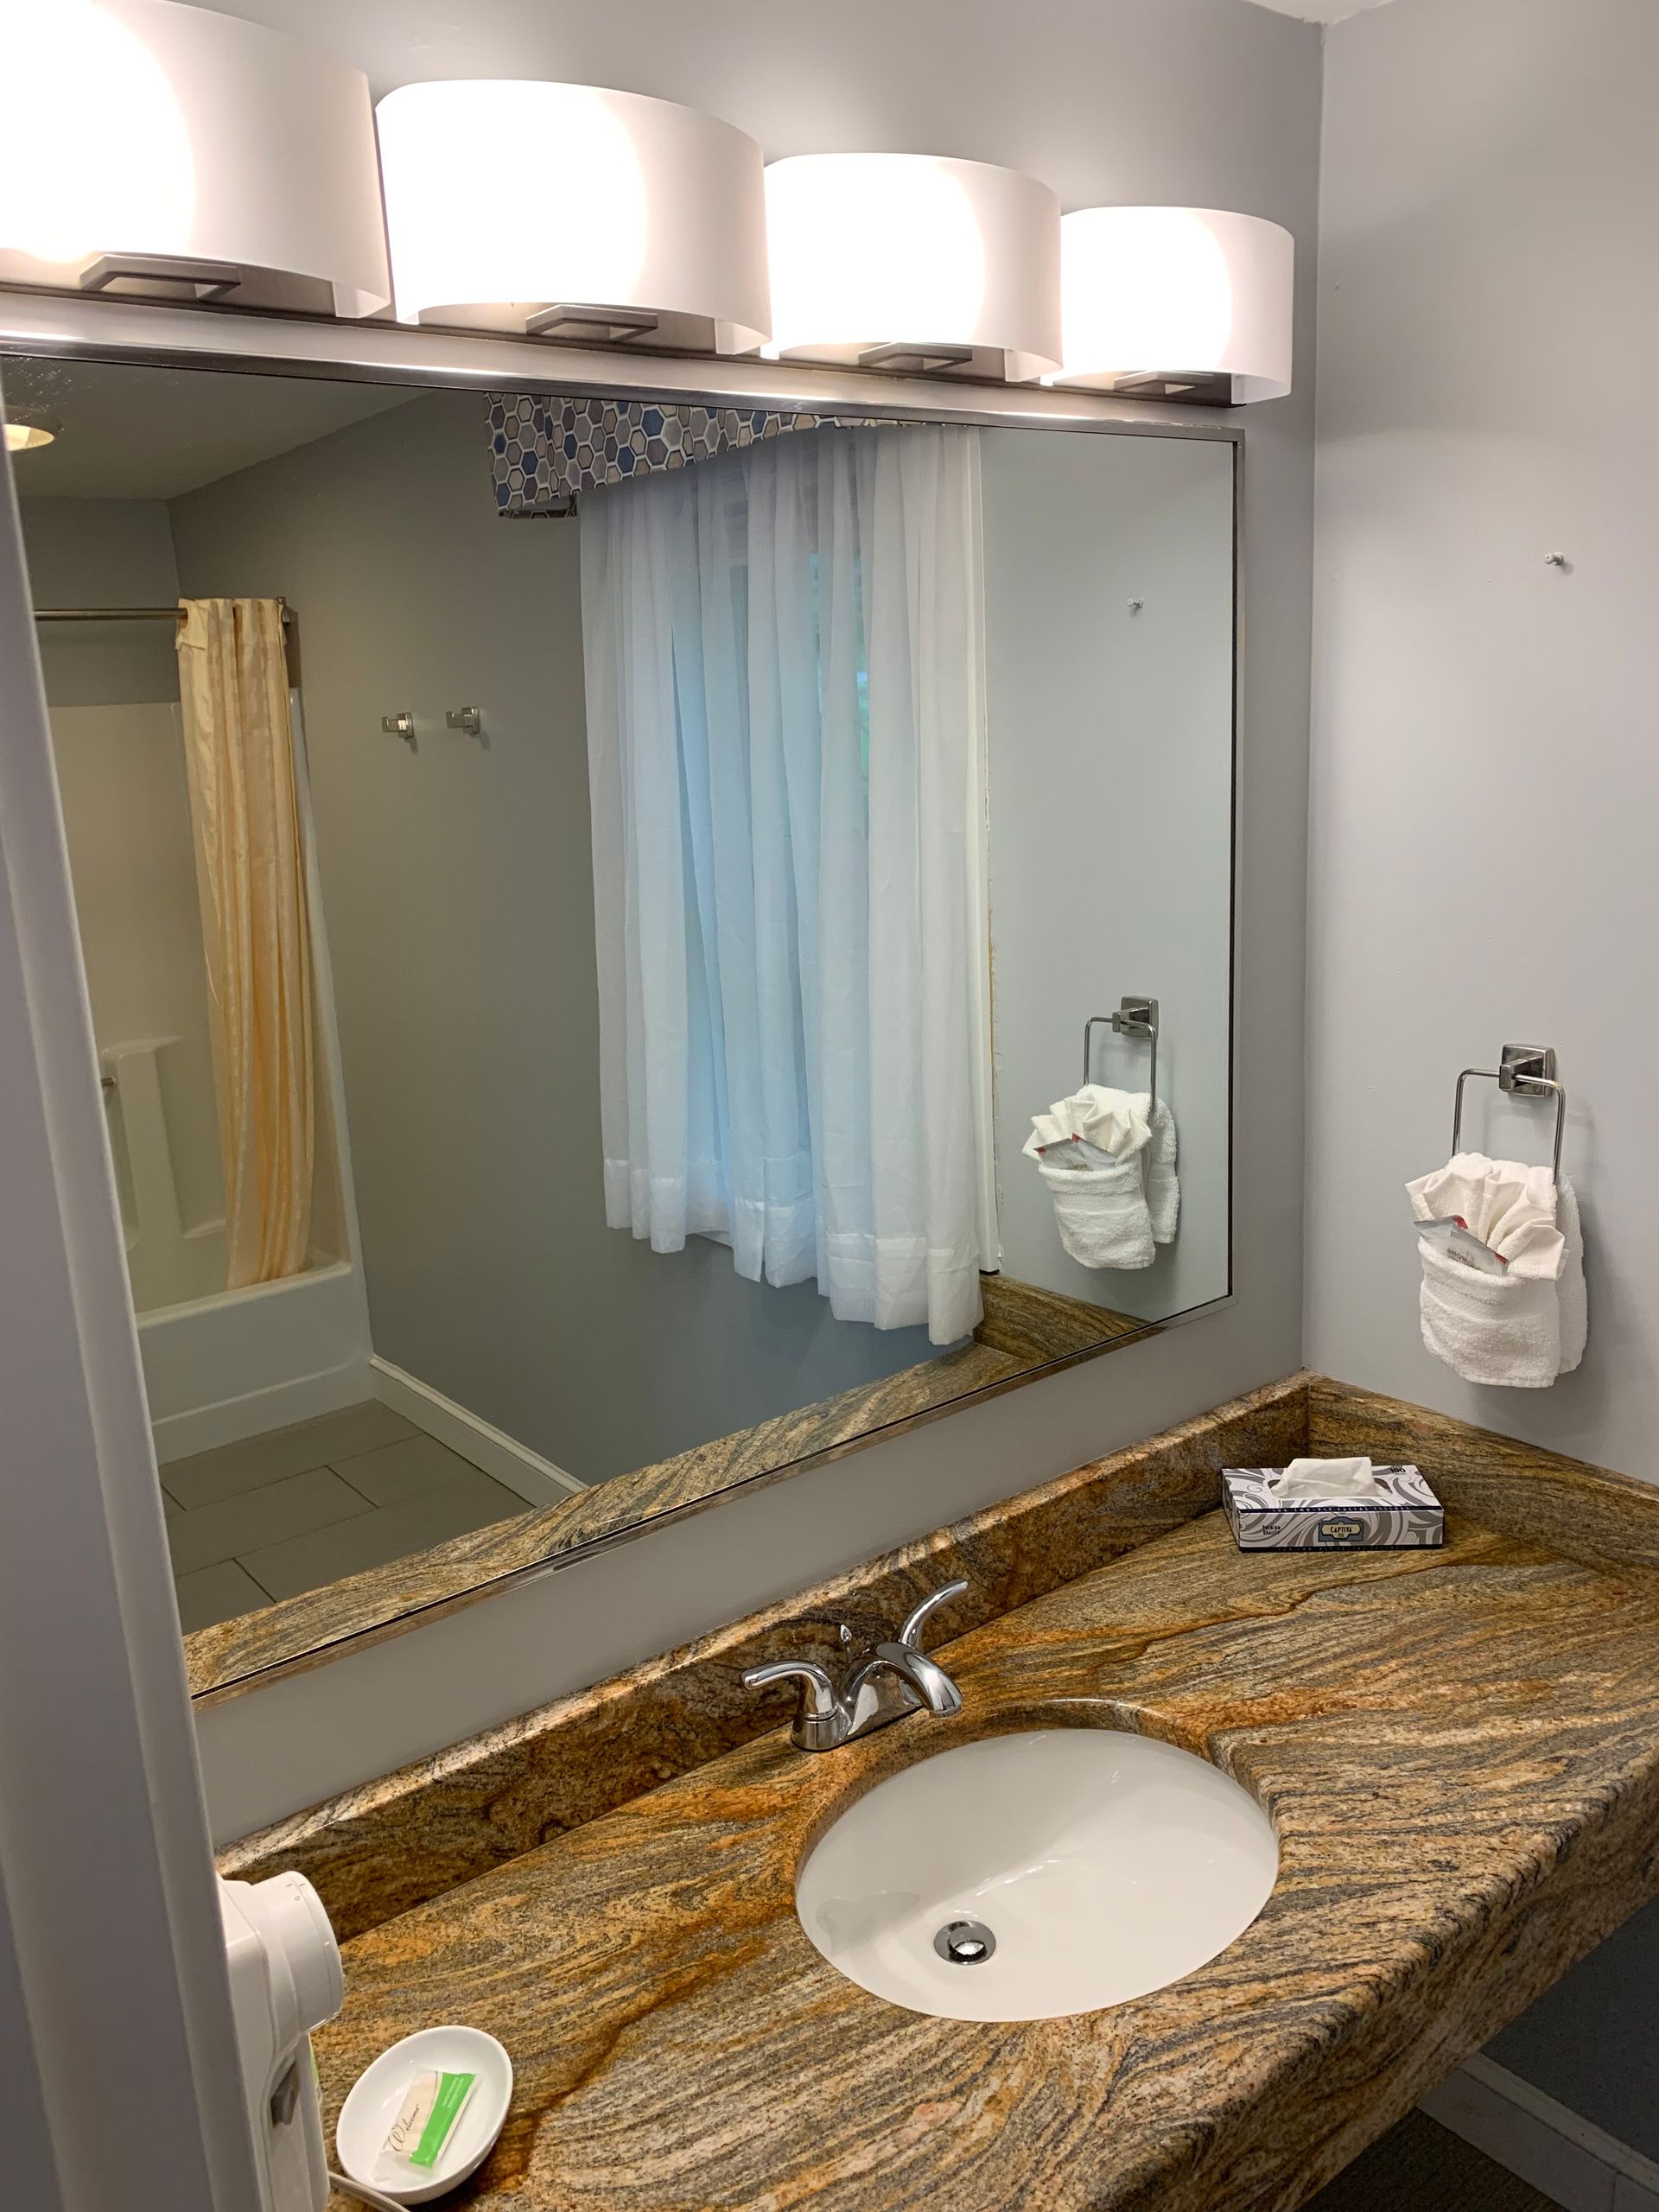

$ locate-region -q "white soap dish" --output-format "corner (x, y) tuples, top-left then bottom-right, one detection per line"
(335, 2024), (512, 2205)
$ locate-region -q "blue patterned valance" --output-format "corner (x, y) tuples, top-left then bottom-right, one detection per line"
(489, 392), (901, 515)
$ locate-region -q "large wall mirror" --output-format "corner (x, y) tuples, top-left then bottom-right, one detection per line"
(3, 351), (1236, 1696)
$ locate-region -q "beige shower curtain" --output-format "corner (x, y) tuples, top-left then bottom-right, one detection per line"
(176, 598), (315, 1288)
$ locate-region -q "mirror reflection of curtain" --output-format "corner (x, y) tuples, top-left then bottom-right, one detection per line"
(175, 598), (315, 1288)
(581, 426), (995, 1346)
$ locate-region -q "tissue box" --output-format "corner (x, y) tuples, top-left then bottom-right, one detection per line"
(1222, 1466), (1444, 1551)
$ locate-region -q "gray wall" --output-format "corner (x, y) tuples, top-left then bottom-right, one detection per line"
(17, 498), (180, 705)
(984, 429), (1234, 1321)
(1311, 0), (1659, 2152)
(191, 0), (1320, 1840)
(169, 393), (937, 1484)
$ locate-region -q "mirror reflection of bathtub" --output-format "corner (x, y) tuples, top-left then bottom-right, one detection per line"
(102, 1031), (368, 1466)
(47, 670), (373, 1466)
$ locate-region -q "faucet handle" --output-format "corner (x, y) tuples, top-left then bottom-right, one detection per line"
(741, 1659), (838, 1720)
(897, 1579), (969, 1653)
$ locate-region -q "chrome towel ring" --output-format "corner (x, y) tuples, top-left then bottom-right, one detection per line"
(1083, 996), (1159, 1113)
(1451, 1043), (1567, 1185)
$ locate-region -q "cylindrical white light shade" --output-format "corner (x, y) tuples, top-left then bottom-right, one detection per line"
(0, 0), (390, 317)
(1049, 207), (1294, 404)
(764, 155), (1062, 383)
(375, 82), (771, 353)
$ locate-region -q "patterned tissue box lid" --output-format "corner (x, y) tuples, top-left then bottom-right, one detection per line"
(1222, 1466), (1444, 1551)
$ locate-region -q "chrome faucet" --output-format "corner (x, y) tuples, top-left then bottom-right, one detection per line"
(742, 1580), (969, 1751)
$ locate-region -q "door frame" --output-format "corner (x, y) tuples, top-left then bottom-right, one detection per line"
(0, 429), (259, 2208)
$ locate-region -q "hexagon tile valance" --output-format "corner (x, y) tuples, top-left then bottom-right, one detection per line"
(489, 393), (902, 514)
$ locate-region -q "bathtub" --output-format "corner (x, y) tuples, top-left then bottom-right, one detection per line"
(102, 1033), (372, 1464)
(138, 1257), (372, 1465)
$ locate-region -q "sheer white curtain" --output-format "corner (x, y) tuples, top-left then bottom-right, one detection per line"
(581, 425), (995, 1345)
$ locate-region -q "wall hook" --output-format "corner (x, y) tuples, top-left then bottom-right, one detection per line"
(381, 711), (415, 740)
(446, 707), (484, 737)
(1543, 551), (1570, 569)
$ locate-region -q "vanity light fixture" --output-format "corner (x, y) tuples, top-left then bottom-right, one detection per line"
(4, 411), (60, 454)
(762, 153), (1062, 383)
(1047, 207), (1294, 404)
(0, 0), (391, 317)
(373, 81), (772, 353)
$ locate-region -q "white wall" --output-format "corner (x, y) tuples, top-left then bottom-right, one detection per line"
(984, 429), (1234, 1319)
(184, 0), (1321, 1835)
(1310, 0), (1659, 2151)
(18, 501), (227, 1262)
(1308, 0), (1659, 1474)
(48, 700), (230, 1277)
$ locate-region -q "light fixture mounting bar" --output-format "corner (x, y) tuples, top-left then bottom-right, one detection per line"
(525, 303), (661, 345)
(79, 254), (245, 303)
(858, 341), (975, 375)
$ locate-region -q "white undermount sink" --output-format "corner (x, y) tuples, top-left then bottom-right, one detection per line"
(794, 1728), (1279, 2021)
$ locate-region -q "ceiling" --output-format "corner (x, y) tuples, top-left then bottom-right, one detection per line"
(1, 357), (415, 499)
(1243, 0), (1398, 21)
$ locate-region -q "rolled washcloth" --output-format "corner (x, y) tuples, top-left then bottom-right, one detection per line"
(1145, 1096), (1179, 1248)
(1405, 1152), (1586, 1388)
(1022, 1086), (1179, 1270)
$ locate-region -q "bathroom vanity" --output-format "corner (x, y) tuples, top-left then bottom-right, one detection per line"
(5, 265), (1647, 2212)
(227, 1374), (1659, 2210)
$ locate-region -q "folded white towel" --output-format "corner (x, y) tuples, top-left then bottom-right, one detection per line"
(1038, 1154), (1154, 1268)
(1406, 1152), (1586, 1388)
(1023, 1084), (1151, 1164)
(1025, 1086), (1179, 1270)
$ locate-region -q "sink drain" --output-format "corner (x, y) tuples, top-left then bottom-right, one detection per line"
(934, 1917), (996, 1966)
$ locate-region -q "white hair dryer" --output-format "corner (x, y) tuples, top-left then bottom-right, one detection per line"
(219, 1872), (342, 2212)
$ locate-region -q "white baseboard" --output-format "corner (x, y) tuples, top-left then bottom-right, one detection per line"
(367, 1357), (585, 1509)
(150, 1357), (372, 1465)
(1421, 2053), (1659, 2212)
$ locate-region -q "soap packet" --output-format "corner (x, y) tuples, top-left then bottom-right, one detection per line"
(1413, 1212), (1509, 1274)
(374, 2069), (477, 2185)
(1033, 1134), (1117, 1172)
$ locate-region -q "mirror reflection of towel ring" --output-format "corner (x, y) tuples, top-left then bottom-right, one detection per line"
(1082, 996), (1159, 1113)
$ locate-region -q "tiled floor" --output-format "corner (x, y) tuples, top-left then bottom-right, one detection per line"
(1306, 2112), (1561, 2210)
(161, 1401), (528, 1631)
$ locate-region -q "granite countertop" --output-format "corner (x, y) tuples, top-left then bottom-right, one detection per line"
(314, 1500), (1659, 2211)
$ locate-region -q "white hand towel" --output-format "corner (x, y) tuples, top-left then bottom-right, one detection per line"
(1555, 1175), (1587, 1376)
(1037, 1154), (1154, 1269)
(1405, 1152), (1586, 1388)
(1025, 1086), (1178, 1270)
(1023, 1084), (1151, 1164)
(1145, 1096), (1179, 1246)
